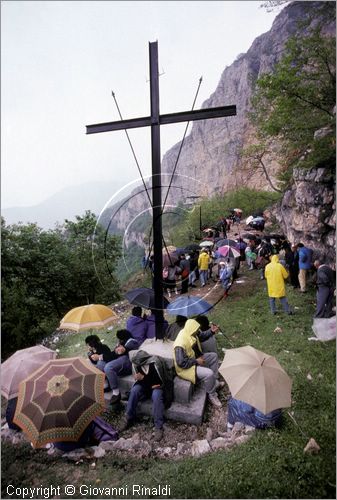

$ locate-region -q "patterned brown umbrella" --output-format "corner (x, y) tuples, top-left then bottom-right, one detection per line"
(13, 357), (105, 448)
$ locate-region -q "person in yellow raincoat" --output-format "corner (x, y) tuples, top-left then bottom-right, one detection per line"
(265, 255), (293, 315)
(173, 319), (222, 407)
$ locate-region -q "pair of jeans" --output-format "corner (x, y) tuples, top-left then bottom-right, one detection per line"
(269, 297), (290, 314)
(96, 355), (132, 390)
(199, 270), (208, 286)
(195, 351), (219, 394)
(126, 384), (164, 429)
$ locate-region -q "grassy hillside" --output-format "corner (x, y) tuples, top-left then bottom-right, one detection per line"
(1, 268), (335, 499)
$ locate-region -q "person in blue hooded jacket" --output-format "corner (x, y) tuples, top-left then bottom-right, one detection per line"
(297, 243), (313, 293)
(126, 306), (147, 346)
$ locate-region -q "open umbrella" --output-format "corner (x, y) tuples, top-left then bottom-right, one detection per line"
(60, 304), (118, 332)
(219, 345), (292, 414)
(163, 245), (178, 266)
(13, 357), (105, 448)
(125, 287), (169, 310)
(215, 238), (238, 248)
(184, 243), (200, 253)
(199, 240), (214, 247)
(166, 296), (213, 317)
(217, 245), (240, 259)
(1, 345), (57, 400)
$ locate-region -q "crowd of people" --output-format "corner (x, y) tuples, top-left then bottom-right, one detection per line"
(6, 214), (335, 453)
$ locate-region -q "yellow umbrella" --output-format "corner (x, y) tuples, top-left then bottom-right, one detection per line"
(219, 345), (292, 414)
(59, 304), (118, 332)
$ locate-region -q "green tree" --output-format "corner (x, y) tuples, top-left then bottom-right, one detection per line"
(250, 25), (336, 184)
(1, 212), (122, 357)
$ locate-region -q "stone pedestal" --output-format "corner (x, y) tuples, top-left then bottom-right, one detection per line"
(104, 339), (207, 425)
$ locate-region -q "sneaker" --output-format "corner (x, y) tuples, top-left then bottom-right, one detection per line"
(154, 428), (164, 441)
(208, 393), (222, 408)
(227, 423), (233, 432)
(119, 418), (134, 432)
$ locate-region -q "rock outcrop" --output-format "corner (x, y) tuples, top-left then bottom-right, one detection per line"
(104, 1), (335, 258)
(268, 167), (336, 264)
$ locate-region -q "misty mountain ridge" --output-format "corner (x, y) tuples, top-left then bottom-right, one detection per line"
(2, 179), (130, 229)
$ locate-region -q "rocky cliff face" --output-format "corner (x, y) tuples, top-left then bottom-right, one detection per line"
(106, 1), (335, 258)
(266, 167), (335, 264)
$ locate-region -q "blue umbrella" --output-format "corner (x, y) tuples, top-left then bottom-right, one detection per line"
(166, 296), (213, 317)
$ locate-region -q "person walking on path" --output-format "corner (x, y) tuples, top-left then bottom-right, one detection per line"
(173, 319), (222, 407)
(297, 243), (313, 293)
(313, 259), (335, 318)
(265, 255), (292, 315)
(179, 253), (190, 294)
(198, 249), (210, 287)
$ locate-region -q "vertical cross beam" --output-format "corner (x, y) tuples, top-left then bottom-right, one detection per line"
(149, 41), (165, 338)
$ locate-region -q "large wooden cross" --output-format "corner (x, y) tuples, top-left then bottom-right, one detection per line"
(86, 41), (236, 339)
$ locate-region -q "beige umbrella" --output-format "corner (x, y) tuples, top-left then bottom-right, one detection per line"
(219, 345), (292, 414)
(1, 345), (57, 399)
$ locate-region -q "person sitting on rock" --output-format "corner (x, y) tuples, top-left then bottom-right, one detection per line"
(165, 315), (187, 341)
(195, 315), (221, 353)
(119, 351), (174, 441)
(144, 310), (169, 339)
(5, 397), (21, 432)
(227, 397), (282, 432)
(86, 332), (137, 404)
(53, 416), (118, 454)
(173, 319), (222, 408)
(126, 306), (147, 346)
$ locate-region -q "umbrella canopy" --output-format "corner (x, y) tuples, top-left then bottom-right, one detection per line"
(184, 243), (200, 253)
(13, 357), (105, 448)
(219, 345), (292, 414)
(60, 304), (117, 332)
(1, 345), (57, 400)
(125, 287), (169, 310)
(215, 238), (238, 248)
(217, 245), (240, 259)
(163, 245), (178, 266)
(241, 233), (257, 240)
(166, 296), (213, 317)
(199, 240), (214, 247)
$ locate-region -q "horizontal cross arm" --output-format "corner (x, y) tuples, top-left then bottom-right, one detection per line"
(86, 116), (152, 134)
(86, 105), (236, 135)
(160, 105), (236, 125)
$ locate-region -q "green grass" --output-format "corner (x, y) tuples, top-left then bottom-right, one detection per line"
(2, 271), (335, 499)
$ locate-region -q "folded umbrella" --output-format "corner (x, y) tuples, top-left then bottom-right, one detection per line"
(1, 345), (57, 400)
(125, 287), (169, 310)
(14, 357), (105, 448)
(60, 304), (118, 332)
(219, 345), (292, 414)
(166, 296), (213, 317)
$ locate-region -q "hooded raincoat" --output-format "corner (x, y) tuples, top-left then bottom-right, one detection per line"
(173, 319), (201, 384)
(265, 255), (289, 298)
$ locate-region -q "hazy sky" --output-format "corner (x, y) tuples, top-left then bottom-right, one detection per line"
(1, 1), (280, 208)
